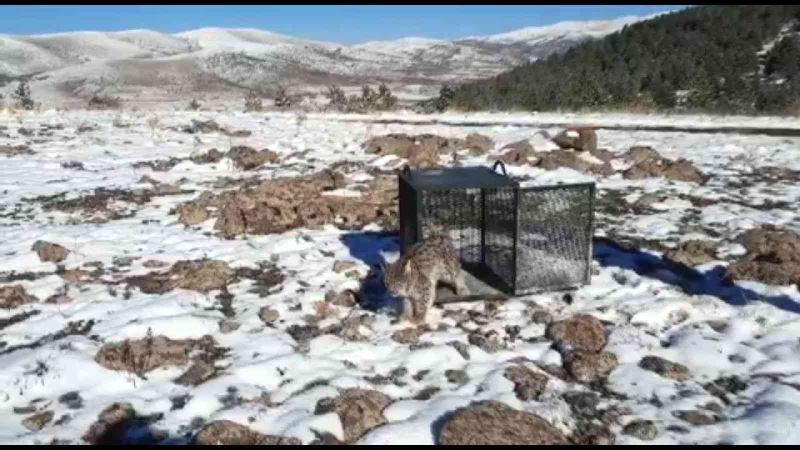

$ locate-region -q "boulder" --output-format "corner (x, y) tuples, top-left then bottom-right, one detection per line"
(503, 365), (548, 401)
(227, 146), (279, 170)
(95, 334), (221, 375)
(545, 314), (607, 353)
(552, 127), (597, 152)
(563, 350), (618, 383)
(0, 285), (38, 309)
(333, 388), (391, 443)
(32, 241), (69, 263)
(194, 420), (301, 445)
(639, 355), (691, 381)
(437, 401), (567, 445)
(464, 133), (494, 155)
(664, 240), (718, 267)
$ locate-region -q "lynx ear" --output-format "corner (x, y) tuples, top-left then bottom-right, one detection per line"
(403, 260), (412, 274)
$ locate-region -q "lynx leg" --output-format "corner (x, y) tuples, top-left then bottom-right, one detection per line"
(414, 281), (437, 325)
(453, 270), (469, 296)
(402, 297), (416, 322)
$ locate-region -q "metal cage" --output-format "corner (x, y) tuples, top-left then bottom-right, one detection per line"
(398, 162), (595, 295)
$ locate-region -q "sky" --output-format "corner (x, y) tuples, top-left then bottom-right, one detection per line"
(0, 5), (687, 43)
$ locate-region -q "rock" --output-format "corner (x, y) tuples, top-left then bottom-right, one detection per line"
(127, 259), (233, 294)
(32, 241), (69, 263)
(227, 146), (279, 170)
(562, 391), (600, 417)
(437, 400), (567, 445)
(468, 330), (502, 353)
(332, 260), (357, 273)
(534, 149), (615, 176)
(446, 369), (469, 385)
(286, 324), (322, 344)
(665, 240), (718, 267)
(564, 350), (618, 383)
(174, 361), (216, 386)
(218, 319), (240, 334)
(571, 421), (615, 445)
(673, 410), (716, 426)
(258, 307), (279, 325)
(529, 307), (554, 325)
(82, 403), (136, 444)
(504, 365), (548, 401)
(0, 144), (35, 156)
(448, 341), (471, 360)
(190, 148), (225, 164)
(58, 392), (83, 410)
(546, 314), (607, 353)
(176, 202), (209, 226)
(464, 133), (494, 155)
(497, 140), (535, 166)
(624, 146), (662, 164)
(639, 356), (690, 381)
(194, 420), (301, 445)
(22, 410), (54, 431)
(325, 289), (356, 307)
(391, 328), (421, 345)
(624, 158), (706, 184)
(622, 419), (658, 441)
(552, 127), (597, 152)
(724, 227), (800, 286)
(333, 388), (391, 443)
(0, 285), (38, 309)
(187, 169), (395, 238)
(95, 334), (222, 375)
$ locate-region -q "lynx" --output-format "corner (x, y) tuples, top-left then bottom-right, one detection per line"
(383, 234), (468, 324)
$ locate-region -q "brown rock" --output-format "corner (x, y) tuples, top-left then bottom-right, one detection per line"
(334, 388), (391, 443)
(504, 365), (548, 401)
(258, 307), (279, 325)
(127, 259), (233, 294)
(391, 327), (421, 345)
(622, 419), (658, 441)
(438, 401), (568, 445)
(174, 360), (216, 386)
(32, 240), (69, 263)
(325, 289), (356, 307)
(546, 314), (607, 353)
(176, 202), (209, 226)
(95, 334), (221, 375)
(552, 127), (597, 152)
(664, 240), (718, 267)
(624, 146), (662, 164)
(227, 146), (279, 170)
(0, 285), (38, 309)
(195, 420), (301, 445)
(673, 410), (716, 425)
(639, 355), (690, 381)
(333, 260), (357, 273)
(22, 410), (54, 431)
(0, 144), (35, 157)
(464, 133), (494, 155)
(564, 350), (618, 383)
(497, 140), (534, 166)
(571, 421), (615, 445)
(534, 149), (615, 176)
(624, 158), (706, 184)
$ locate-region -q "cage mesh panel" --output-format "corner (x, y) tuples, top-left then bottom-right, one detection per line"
(398, 177), (418, 252)
(483, 187), (516, 292)
(515, 185), (593, 293)
(418, 188), (482, 266)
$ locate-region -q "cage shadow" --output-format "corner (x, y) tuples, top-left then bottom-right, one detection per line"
(593, 237), (800, 314)
(339, 231), (403, 314)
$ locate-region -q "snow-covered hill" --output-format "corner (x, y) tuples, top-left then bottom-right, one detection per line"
(0, 16), (645, 107)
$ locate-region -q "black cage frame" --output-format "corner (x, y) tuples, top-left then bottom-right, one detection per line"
(398, 162), (595, 296)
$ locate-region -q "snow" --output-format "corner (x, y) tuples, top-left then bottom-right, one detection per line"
(1, 109), (800, 444)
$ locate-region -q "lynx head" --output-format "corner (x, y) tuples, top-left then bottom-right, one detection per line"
(381, 258), (413, 297)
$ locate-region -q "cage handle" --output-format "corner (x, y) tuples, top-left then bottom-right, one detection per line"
(491, 160), (508, 176)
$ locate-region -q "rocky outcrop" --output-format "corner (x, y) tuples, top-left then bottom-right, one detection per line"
(724, 227), (800, 286)
(552, 127), (597, 152)
(437, 401), (567, 445)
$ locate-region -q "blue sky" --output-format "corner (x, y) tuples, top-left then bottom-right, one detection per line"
(0, 5), (687, 43)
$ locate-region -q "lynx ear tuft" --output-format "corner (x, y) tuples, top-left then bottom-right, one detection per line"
(403, 260), (412, 274)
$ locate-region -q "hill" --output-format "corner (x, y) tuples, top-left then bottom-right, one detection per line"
(449, 5), (800, 114)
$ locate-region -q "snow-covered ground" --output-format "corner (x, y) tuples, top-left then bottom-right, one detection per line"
(2, 109), (800, 444)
